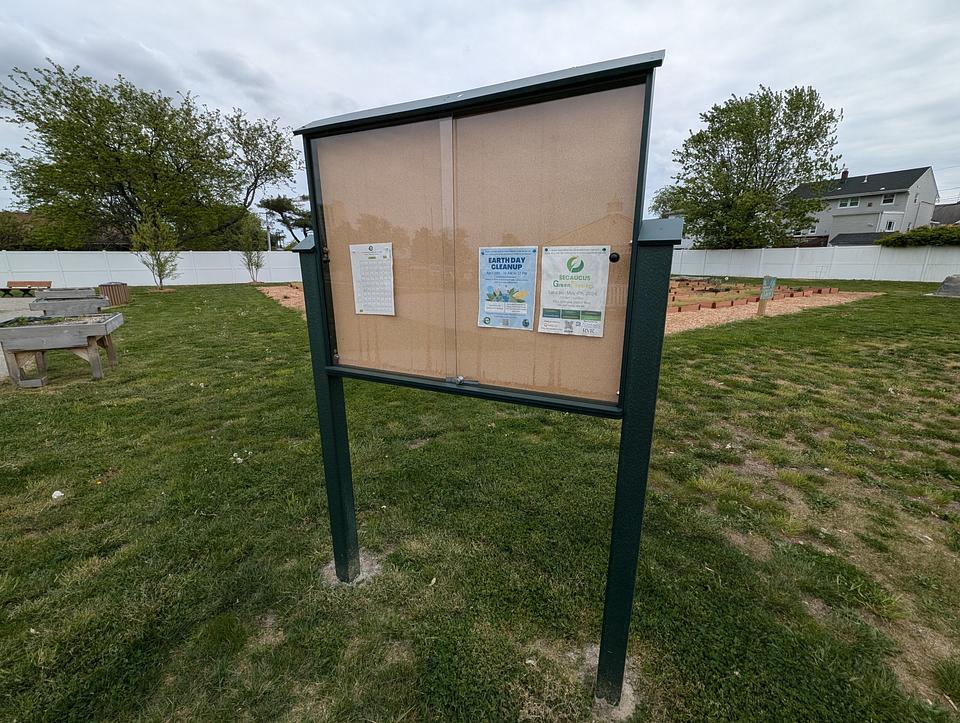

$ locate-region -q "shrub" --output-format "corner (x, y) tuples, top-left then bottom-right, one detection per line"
(132, 215), (181, 289)
(876, 225), (960, 247)
(237, 213), (267, 282)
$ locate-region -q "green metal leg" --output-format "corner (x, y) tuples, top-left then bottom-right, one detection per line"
(315, 371), (361, 582)
(595, 242), (674, 704)
(298, 239), (361, 583)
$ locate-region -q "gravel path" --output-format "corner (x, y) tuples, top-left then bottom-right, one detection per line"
(258, 284), (879, 337)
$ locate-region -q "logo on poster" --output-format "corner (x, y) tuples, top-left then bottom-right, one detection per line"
(566, 256), (585, 273)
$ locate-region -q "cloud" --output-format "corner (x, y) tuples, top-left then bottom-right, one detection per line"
(195, 48), (279, 110)
(0, 0), (958, 208)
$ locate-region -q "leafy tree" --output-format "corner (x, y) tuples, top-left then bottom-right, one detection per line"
(237, 212), (267, 282)
(0, 211), (29, 249)
(132, 214), (180, 289)
(258, 195), (312, 243)
(652, 86), (842, 249)
(0, 60), (299, 249)
(876, 225), (960, 247)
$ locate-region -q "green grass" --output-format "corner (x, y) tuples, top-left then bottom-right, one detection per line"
(1, 279), (958, 721)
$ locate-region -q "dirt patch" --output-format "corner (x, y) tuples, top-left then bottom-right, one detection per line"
(802, 596), (831, 623)
(258, 284), (306, 314)
(253, 612), (285, 647)
(321, 549), (383, 587)
(865, 611), (956, 707)
(734, 455), (778, 481)
(284, 682), (331, 722)
(517, 640), (640, 722)
(665, 292), (880, 335)
(406, 438), (429, 449)
(724, 529), (773, 561)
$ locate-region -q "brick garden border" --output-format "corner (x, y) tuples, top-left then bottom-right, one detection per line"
(664, 286), (839, 314)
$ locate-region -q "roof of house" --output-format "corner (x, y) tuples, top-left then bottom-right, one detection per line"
(932, 202), (960, 225)
(829, 232), (884, 246)
(791, 167), (930, 200)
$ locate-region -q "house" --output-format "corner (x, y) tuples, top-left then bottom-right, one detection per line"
(932, 202), (960, 226)
(790, 167), (939, 245)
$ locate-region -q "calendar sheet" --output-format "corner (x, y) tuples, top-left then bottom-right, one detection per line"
(349, 242), (395, 315)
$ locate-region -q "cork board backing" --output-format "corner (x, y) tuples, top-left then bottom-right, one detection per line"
(312, 83), (645, 403)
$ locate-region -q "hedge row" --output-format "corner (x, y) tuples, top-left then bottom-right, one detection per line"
(876, 225), (960, 247)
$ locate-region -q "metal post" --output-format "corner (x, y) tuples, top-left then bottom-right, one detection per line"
(295, 131), (361, 583)
(595, 231), (676, 704)
(296, 238), (361, 582)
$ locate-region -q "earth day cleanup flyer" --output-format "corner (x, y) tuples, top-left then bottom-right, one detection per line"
(478, 246), (537, 330)
(537, 245), (611, 337)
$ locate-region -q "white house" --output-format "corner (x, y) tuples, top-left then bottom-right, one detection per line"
(790, 167), (939, 245)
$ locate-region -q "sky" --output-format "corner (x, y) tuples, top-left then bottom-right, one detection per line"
(2, 0), (959, 221)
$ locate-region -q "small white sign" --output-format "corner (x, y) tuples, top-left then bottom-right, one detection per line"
(537, 245), (611, 337)
(349, 242), (395, 316)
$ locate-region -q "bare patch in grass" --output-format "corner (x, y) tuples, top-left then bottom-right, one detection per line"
(406, 438), (429, 449)
(734, 455), (777, 481)
(725, 529), (772, 562)
(801, 595), (831, 623)
(866, 612), (957, 708)
(253, 612), (284, 647)
(321, 549), (383, 587)
(515, 640), (642, 722)
(283, 682), (330, 722)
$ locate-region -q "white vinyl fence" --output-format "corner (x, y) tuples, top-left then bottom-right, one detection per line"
(671, 245), (960, 282)
(0, 250), (302, 287)
(2, 245), (959, 288)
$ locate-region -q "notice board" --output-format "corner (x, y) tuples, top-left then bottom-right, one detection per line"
(310, 83), (644, 404)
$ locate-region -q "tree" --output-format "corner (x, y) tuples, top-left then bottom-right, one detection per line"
(258, 195), (311, 243)
(132, 214), (180, 289)
(237, 212), (267, 282)
(652, 86), (842, 249)
(0, 60), (299, 249)
(0, 211), (29, 249)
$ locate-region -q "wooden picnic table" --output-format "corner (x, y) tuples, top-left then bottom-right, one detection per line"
(0, 313), (123, 388)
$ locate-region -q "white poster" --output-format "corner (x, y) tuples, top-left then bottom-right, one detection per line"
(349, 242), (395, 315)
(537, 245), (611, 337)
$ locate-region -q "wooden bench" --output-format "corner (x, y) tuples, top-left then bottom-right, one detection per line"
(0, 281), (53, 297)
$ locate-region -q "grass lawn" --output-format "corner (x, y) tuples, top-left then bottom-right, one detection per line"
(1, 280), (958, 721)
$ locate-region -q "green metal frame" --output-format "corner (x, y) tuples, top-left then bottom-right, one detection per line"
(293, 51), (680, 706)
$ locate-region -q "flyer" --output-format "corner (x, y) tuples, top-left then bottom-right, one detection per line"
(537, 245), (611, 337)
(349, 242), (395, 315)
(477, 246), (537, 330)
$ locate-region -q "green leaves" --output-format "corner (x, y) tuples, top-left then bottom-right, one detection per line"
(877, 225), (960, 247)
(0, 61), (298, 250)
(131, 213), (180, 289)
(652, 86), (841, 249)
(257, 195), (311, 244)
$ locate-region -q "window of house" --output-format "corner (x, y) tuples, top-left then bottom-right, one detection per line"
(881, 193), (895, 205)
(838, 197), (860, 208)
(885, 220), (896, 231)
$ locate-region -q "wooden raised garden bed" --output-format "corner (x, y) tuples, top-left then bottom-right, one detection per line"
(0, 313), (123, 388)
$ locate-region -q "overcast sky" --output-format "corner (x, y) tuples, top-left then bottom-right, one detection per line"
(2, 0), (959, 218)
